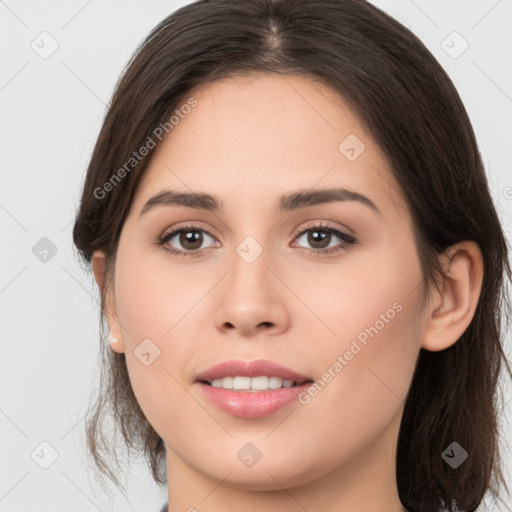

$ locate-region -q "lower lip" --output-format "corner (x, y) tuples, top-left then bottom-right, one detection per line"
(197, 382), (312, 419)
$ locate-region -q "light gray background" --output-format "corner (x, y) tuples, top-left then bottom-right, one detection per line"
(1, 0), (511, 510)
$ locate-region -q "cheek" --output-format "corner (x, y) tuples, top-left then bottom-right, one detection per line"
(286, 291), (422, 479)
(295, 240), (424, 411)
(115, 243), (201, 345)
(291, 240), (422, 353)
(112, 249), (196, 422)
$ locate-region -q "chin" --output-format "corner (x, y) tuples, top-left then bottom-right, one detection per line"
(192, 453), (324, 491)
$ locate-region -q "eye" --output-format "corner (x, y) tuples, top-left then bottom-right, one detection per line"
(154, 221), (357, 258)
(291, 222), (357, 255)
(156, 222), (218, 257)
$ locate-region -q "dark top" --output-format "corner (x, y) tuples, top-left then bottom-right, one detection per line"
(159, 502), (415, 511)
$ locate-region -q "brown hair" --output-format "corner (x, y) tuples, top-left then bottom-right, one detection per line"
(72, 1), (512, 510)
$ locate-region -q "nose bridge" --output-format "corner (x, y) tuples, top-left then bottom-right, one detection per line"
(229, 234), (272, 301)
(214, 232), (289, 335)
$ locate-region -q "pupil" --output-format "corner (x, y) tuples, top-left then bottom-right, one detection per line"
(181, 230), (202, 250)
(309, 230), (329, 248)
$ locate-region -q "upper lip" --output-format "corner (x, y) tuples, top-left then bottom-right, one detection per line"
(195, 359), (312, 384)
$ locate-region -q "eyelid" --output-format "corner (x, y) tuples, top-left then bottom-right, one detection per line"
(160, 220), (218, 239)
(291, 220), (354, 239)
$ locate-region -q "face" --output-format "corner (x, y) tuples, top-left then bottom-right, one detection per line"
(103, 73), (427, 491)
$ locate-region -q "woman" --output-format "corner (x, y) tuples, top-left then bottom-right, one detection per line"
(72, 0), (512, 510)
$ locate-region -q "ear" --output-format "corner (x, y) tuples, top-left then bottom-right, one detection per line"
(421, 241), (484, 352)
(92, 250), (125, 353)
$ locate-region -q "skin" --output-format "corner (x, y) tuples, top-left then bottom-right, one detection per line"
(92, 73), (483, 511)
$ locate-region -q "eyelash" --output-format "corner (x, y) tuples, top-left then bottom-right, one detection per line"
(154, 221), (357, 258)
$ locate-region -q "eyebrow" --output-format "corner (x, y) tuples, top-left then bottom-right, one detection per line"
(139, 187), (382, 217)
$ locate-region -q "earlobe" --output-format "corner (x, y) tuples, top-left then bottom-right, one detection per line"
(91, 250), (125, 353)
(421, 241), (484, 352)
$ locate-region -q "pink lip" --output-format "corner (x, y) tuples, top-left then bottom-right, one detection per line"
(195, 359), (313, 419)
(198, 383), (312, 419)
(195, 359), (311, 383)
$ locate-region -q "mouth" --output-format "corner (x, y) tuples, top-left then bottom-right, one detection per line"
(195, 359), (314, 418)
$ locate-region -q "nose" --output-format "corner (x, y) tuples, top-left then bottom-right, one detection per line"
(214, 248), (290, 338)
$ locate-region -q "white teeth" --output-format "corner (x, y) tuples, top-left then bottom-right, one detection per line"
(233, 376), (251, 390)
(268, 376), (282, 389)
(250, 376), (269, 390)
(208, 376), (297, 391)
(220, 376), (233, 389)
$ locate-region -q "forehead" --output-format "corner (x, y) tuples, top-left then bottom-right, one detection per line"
(130, 72), (407, 218)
